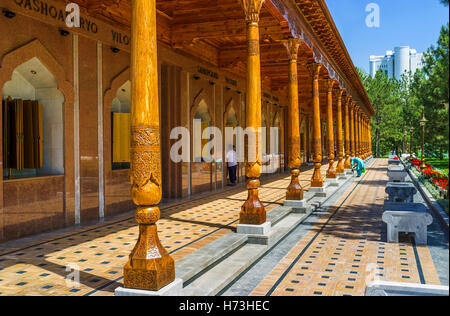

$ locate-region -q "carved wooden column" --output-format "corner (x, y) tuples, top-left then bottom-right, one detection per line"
(239, 0), (266, 225)
(326, 79), (336, 179)
(309, 63), (324, 188)
(336, 89), (345, 174)
(359, 111), (363, 158)
(354, 106), (360, 158)
(361, 116), (365, 158)
(305, 114), (311, 162)
(344, 97), (351, 168)
(350, 102), (355, 159)
(364, 117), (368, 158)
(123, 0), (175, 291)
(369, 121), (372, 156)
(285, 39), (303, 201)
(367, 119), (370, 156)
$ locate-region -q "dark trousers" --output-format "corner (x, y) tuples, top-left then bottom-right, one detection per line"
(228, 165), (237, 184)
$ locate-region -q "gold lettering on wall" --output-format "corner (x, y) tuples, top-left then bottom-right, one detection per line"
(8, 0), (131, 50)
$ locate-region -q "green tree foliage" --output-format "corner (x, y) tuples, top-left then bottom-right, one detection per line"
(358, 69), (404, 157)
(411, 23), (449, 159)
(359, 23), (449, 158)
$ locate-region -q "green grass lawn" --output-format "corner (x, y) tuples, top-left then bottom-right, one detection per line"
(426, 158), (449, 175)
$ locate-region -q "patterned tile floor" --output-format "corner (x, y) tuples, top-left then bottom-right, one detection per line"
(0, 166), (322, 296)
(250, 159), (442, 296)
(1, 159), (443, 296)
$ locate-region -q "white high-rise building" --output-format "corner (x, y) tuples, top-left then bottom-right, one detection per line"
(369, 46), (423, 80)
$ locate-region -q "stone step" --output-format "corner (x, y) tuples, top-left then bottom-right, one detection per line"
(182, 213), (309, 296)
(178, 163), (368, 296)
(267, 206), (293, 226)
(175, 233), (247, 284)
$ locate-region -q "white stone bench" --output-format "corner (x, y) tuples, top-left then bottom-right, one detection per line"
(387, 165), (407, 182)
(388, 158), (401, 166)
(385, 182), (417, 203)
(366, 280), (449, 296)
(382, 202), (433, 245)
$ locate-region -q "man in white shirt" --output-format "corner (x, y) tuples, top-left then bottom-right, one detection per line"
(226, 145), (238, 186)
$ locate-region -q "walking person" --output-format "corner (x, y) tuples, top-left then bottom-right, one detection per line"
(226, 145), (238, 186)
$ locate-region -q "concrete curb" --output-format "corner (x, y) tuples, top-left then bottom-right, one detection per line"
(366, 280), (449, 296)
(401, 159), (449, 233)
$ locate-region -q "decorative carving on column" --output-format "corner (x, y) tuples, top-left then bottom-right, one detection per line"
(358, 109), (362, 158)
(240, 0), (266, 225)
(307, 62), (324, 188)
(123, 0), (174, 291)
(344, 97), (352, 168)
(284, 38), (303, 201)
(326, 79), (337, 179)
(369, 120), (372, 156)
(336, 89), (345, 174)
(362, 114), (367, 159)
(354, 105), (360, 158)
(361, 116), (364, 159)
(350, 102), (356, 159)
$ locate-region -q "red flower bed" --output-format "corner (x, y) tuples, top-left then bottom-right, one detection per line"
(407, 157), (448, 191)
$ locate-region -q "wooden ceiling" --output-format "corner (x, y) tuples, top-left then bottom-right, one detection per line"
(66, 0), (372, 116)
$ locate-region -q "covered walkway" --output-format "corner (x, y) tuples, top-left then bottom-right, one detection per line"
(0, 159), (447, 296)
(0, 165), (318, 296)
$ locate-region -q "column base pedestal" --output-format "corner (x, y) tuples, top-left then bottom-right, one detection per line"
(345, 169), (353, 175)
(337, 173), (347, 180)
(115, 278), (183, 296)
(325, 178), (339, 187)
(309, 185), (328, 197)
(237, 221), (271, 236)
(284, 199), (308, 213)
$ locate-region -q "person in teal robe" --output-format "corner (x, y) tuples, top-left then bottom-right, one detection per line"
(351, 157), (365, 177)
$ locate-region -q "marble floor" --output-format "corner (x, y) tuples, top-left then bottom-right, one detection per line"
(0, 165), (320, 296)
(0, 159), (447, 296)
(250, 159), (445, 296)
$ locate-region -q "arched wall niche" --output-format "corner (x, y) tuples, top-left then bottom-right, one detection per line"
(0, 39), (74, 105)
(300, 117), (307, 163)
(270, 110), (283, 173)
(111, 81), (131, 114)
(2, 57), (65, 177)
(0, 40), (74, 179)
(223, 98), (239, 151)
(103, 67), (130, 178)
(190, 88), (215, 163)
(0, 39), (75, 237)
(102, 67), (133, 217)
(189, 86), (215, 195)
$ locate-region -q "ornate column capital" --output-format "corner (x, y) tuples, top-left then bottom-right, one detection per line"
(284, 38), (300, 63)
(334, 89), (344, 100)
(346, 96), (352, 107)
(240, 0), (265, 23)
(307, 62), (322, 80)
(327, 79), (335, 93)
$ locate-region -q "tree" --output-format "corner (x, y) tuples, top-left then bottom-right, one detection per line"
(358, 68), (403, 157)
(411, 23), (449, 159)
(440, 0), (449, 6)
(360, 23), (449, 159)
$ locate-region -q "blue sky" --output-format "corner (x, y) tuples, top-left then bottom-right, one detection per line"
(325, 0), (449, 73)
